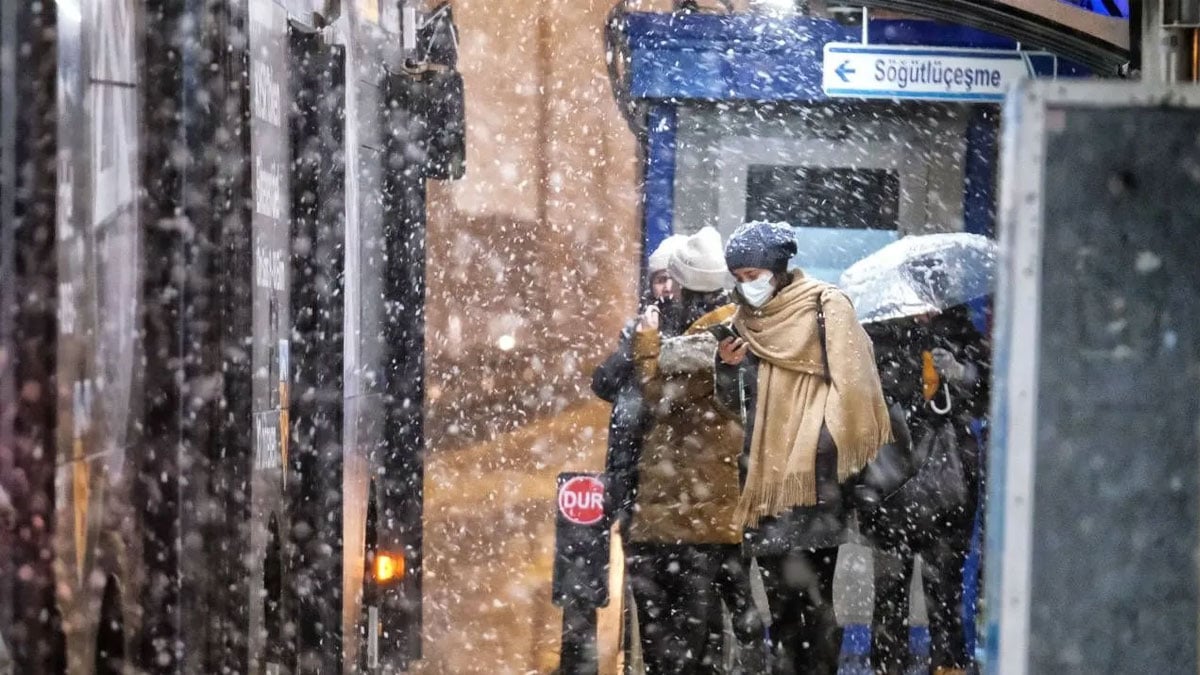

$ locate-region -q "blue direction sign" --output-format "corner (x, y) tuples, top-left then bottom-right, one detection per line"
(822, 43), (1057, 102)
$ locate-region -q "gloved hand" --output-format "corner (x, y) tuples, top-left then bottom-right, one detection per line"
(930, 347), (967, 382)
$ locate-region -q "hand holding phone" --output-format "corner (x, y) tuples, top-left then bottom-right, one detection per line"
(717, 335), (749, 366)
(706, 323), (739, 342)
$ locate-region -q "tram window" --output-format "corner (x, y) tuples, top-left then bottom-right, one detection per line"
(744, 165), (900, 282)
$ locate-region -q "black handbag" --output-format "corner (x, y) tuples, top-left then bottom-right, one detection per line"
(858, 418), (973, 551)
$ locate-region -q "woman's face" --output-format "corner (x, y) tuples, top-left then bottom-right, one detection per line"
(732, 267), (773, 284)
(648, 269), (676, 301)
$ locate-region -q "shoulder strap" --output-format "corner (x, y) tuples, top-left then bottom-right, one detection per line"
(817, 293), (831, 384)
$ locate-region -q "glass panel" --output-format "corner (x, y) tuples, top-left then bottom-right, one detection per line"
(791, 226), (901, 284)
(745, 165), (901, 231)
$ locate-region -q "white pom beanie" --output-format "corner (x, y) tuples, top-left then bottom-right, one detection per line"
(647, 234), (687, 273)
(668, 227), (731, 292)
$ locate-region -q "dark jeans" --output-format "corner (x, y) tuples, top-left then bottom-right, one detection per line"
(872, 537), (971, 674)
(758, 547), (843, 675)
(626, 543), (765, 674)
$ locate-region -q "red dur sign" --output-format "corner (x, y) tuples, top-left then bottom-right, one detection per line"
(557, 475), (605, 526)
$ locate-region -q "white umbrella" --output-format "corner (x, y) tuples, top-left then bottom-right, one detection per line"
(840, 233), (997, 324)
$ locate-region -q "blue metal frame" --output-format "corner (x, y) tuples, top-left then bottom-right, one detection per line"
(642, 104), (677, 270)
(963, 105), (999, 237)
(960, 99), (997, 661)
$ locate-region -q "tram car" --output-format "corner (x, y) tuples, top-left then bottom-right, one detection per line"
(1, 0), (464, 673)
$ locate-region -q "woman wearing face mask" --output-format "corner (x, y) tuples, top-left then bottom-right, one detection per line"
(714, 221), (893, 675)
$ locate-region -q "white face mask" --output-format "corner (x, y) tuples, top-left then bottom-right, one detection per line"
(738, 275), (775, 308)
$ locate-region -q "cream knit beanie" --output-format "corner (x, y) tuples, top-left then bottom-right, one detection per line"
(667, 227), (731, 292)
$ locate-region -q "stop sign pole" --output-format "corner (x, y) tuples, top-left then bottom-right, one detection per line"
(552, 472), (610, 675)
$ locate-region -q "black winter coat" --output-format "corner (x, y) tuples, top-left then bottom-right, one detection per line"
(591, 320), (636, 404)
(715, 353), (850, 556)
(862, 305), (989, 548)
(593, 320), (648, 530)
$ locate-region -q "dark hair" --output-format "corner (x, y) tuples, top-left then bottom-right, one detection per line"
(672, 288), (728, 331)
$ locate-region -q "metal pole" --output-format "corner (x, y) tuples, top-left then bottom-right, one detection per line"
(559, 602), (599, 675)
(1141, 0), (1165, 81)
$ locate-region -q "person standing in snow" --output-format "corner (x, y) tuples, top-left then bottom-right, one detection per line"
(624, 226), (765, 673)
(715, 221), (892, 675)
(592, 234), (686, 532)
(865, 304), (988, 675)
(592, 235), (685, 674)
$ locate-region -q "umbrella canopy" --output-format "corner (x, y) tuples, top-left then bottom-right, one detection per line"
(839, 232), (997, 324)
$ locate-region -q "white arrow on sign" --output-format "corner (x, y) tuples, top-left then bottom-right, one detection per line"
(822, 43), (1056, 102)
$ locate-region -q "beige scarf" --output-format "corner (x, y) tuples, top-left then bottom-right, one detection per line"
(732, 273), (893, 527)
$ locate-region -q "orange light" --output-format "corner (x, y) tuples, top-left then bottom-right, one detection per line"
(374, 553), (403, 583)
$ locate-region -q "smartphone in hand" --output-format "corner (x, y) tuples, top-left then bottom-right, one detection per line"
(706, 323), (740, 342)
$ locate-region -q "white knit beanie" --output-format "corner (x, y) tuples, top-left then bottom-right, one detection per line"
(647, 234), (687, 273)
(668, 227), (731, 292)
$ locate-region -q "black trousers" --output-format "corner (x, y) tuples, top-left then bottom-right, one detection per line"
(872, 537), (971, 674)
(626, 543), (765, 674)
(757, 547), (843, 675)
